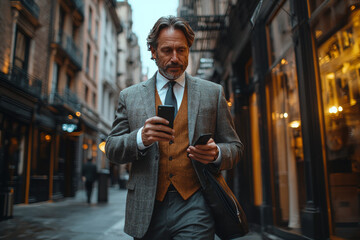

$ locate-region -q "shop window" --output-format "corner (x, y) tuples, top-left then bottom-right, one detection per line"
(267, 0), (292, 65)
(307, 0), (326, 14)
(0, 118), (28, 204)
(266, 0), (306, 232)
(315, 5), (360, 239)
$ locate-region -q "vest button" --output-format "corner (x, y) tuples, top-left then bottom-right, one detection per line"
(169, 156), (173, 161)
(169, 173), (174, 178)
(169, 140), (173, 144)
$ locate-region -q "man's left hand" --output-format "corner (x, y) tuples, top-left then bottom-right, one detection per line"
(187, 138), (219, 164)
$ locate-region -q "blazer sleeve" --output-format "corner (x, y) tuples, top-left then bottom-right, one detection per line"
(105, 90), (143, 164)
(214, 86), (244, 171)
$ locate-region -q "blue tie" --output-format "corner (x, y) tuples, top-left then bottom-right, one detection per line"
(165, 81), (177, 117)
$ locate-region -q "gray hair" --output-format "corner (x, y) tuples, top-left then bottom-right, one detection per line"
(147, 16), (195, 55)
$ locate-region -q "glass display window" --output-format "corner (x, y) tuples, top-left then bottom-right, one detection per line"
(267, 0), (292, 65)
(266, 0), (306, 233)
(307, 0), (327, 15)
(315, 4), (360, 239)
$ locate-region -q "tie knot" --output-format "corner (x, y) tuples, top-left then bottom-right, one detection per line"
(168, 81), (176, 89)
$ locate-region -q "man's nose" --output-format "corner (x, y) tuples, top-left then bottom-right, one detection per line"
(170, 50), (179, 62)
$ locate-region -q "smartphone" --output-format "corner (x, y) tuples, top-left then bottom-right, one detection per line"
(194, 133), (212, 145)
(157, 105), (175, 128)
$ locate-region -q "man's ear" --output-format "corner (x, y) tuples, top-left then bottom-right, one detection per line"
(150, 46), (156, 60)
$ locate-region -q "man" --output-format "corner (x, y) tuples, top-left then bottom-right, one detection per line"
(106, 16), (243, 239)
(81, 158), (97, 204)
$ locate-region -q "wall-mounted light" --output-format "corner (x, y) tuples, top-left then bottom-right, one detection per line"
(76, 111), (81, 117)
(99, 141), (106, 153)
(83, 144), (88, 150)
(68, 114), (73, 120)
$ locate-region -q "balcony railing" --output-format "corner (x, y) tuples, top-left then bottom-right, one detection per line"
(0, 66), (43, 98)
(55, 30), (83, 69)
(11, 0), (39, 20)
(52, 88), (81, 112)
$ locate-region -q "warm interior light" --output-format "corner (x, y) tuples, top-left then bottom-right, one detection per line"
(45, 134), (51, 142)
(338, 106), (343, 112)
(283, 112), (288, 118)
(350, 5), (356, 11)
(227, 101), (232, 107)
(290, 120), (300, 128)
(326, 73), (335, 79)
(281, 58), (288, 65)
(329, 106), (338, 114)
(82, 144), (88, 150)
(68, 114), (73, 119)
(315, 30), (323, 38)
(76, 111), (81, 117)
(99, 141), (106, 153)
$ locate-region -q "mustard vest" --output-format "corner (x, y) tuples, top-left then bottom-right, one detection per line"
(155, 84), (201, 201)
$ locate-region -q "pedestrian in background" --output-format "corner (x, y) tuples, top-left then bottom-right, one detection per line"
(81, 158), (98, 204)
(106, 16), (243, 239)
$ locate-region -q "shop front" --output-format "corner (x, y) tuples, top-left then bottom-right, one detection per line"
(310, 0), (360, 238)
(212, 0), (359, 239)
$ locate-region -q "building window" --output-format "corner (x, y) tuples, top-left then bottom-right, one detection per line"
(266, 0), (305, 232)
(93, 55), (97, 79)
(92, 92), (96, 108)
(66, 73), (74, 92)
(314, 2), (360, 238)
(88, 7), (92, 34)
(95, 19), (99, 41)
(86, 44), (91, 73)
(13, 29), (30, 71)
(85, 85), (89, 102)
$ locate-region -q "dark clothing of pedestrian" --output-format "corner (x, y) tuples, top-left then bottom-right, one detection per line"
(82, 161), (97, 203)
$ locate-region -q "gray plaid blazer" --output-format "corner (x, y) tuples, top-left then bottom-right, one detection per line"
(105, 72), (243, 238)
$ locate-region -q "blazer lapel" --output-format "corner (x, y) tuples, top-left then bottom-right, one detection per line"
(141, 73), (157, 119)
(186, 73), (200, 145)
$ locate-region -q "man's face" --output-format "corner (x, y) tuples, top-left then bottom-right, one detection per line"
(151, 28), (189, 80)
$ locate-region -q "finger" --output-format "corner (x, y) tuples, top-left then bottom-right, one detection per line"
(145, 116), (170, 126)
(188, 153), (215, 163)
(188, 145), (217, 155)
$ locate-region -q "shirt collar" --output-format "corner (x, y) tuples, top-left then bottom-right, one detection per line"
(156, 71), (186, 90)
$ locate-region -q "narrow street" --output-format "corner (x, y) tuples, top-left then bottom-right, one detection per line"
(0, 185), (263, 240)
(0, 186), (132, 240)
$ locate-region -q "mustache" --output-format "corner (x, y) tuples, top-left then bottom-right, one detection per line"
(165, 64), (183, 69)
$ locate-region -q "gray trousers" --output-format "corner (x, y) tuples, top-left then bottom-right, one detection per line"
(135, 190), (215, 240)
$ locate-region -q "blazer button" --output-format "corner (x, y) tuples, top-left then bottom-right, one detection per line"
(169, 156), (173, 161)
(169, 140), (173, 145)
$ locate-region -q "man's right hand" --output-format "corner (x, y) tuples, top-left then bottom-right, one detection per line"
(141, 116), (175, 146)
